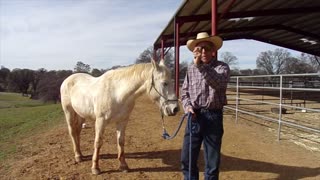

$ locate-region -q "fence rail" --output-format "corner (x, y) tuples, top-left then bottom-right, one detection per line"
(226, 73), (320, 140)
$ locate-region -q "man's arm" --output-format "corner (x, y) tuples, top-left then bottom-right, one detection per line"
(197, 62), (230, 90)
(180, 71), (193, 113)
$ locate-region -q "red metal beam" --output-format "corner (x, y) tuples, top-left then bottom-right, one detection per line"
(222, 6), (320, 18)
(161, 39), (165, 59)
(175, 7), (320, 24)
(175, 21), (181, 97)
(156, 23), (320, 49)
(211, 0), (217, 35)
(221, 24), (320, 40)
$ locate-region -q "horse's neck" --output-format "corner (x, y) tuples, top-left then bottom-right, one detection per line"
(113, 64), (152, 99)
(129, 66), (152, 97)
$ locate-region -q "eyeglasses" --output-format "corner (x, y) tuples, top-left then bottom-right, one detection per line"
(196, 45), (213, 51)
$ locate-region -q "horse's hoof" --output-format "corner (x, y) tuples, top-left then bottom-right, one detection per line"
(75, 156), (83, 163)
(119, 165), (129, 173)
(91, 168), (101, 175)
(122, 169), (129, 173)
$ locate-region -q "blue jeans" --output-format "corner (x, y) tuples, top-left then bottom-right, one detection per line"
(181, 109), (224, 180)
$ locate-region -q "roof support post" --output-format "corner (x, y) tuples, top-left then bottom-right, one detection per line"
(161, 38), (165, 60)
(211, 0), (217, 35)
(211, 0), (218, 58)
(153, 46), (157, 61)
(174, 19), (181, 97)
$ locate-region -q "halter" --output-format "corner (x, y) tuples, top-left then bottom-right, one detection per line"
(149, 72), (178, 105)
(149, 71), (188, 140)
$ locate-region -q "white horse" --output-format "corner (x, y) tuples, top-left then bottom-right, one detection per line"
(60, 59), (179, 174)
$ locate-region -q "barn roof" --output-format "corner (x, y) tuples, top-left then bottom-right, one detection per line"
(154, 0), (320, 56)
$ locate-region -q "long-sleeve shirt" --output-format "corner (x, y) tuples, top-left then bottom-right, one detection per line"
(181, 59), (230, 113)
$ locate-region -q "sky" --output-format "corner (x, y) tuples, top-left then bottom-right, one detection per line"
(0, 0), (302, 71)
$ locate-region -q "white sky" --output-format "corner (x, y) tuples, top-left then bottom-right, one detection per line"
(0, 0), (302, 71)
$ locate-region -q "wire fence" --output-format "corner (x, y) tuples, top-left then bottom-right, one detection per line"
(225, 73), (320, 141)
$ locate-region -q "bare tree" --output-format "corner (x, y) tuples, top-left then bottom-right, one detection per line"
(300, 53), (320, 72)
(135, 47), (154, 64)
(74, 61), (91, 73)
(179, 61), (189, 79)
(256, 48), (290, 74)
(220, 51), (238, 69)
(284, 57), (315, 74)
(135, 46), (174, 70)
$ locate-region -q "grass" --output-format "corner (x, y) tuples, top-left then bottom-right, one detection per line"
(0, 92), (44, 109)
(0, 92), (64, 161)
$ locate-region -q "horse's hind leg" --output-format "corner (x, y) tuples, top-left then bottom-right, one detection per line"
(64, 108), (84, 162)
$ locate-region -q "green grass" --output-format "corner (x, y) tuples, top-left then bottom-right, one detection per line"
(0, 92), (64, 161)
(0, 92), (44, 109)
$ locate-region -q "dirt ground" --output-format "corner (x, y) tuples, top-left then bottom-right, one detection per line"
(1, 95), (319, 180)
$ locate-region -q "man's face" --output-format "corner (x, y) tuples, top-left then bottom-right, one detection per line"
(195, 41), (215, 64)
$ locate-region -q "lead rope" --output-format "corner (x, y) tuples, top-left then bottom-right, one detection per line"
(188, 112), (193, 179)
(161, 112), (194, 178)
(161, 112), (190, 140)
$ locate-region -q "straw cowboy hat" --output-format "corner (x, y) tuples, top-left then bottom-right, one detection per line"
(186, 32), (223, 51)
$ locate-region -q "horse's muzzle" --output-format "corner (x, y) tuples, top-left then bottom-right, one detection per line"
(166, 106), (179, 116)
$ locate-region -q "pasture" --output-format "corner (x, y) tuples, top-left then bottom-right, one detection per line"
(0, 93), (319, 179)
(0, 93), (64, 161)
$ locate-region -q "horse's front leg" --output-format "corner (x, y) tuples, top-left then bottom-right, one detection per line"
(116, 121), (129, 172)
(91, 117), (106, 175)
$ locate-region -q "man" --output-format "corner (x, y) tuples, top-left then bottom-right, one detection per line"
(180, 32), (230, 180)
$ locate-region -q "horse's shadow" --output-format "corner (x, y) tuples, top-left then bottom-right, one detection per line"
(81, 150), (319, 179)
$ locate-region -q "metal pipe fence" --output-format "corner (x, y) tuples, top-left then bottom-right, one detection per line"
(225, 73), (320, 140)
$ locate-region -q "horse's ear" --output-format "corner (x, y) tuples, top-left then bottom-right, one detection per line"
(151, 59), (160, 70)
(159, 59), (165, 67)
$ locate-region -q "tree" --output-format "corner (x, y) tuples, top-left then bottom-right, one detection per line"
(240, 69), (253, 76)
(230, 68), (241, 76)
(36, 70), (71, 103)
(56, 70), (73, 79)
(300, 53), (320, 72)
(135, 46), (174, 70)
(220, 52), (238, 69)
(74, 61), (91, 73)
(252, 69), (266, 75)
(91, 68), (103, 77)
(8, 69), (34, 96)
(256, 48), (291, 74)
(30, 68), (47, 99)
(283, 57), (314, 74)
(135, 47), (154, 64)
(179, 61), (189, 80)
(0, 66), (10, 91)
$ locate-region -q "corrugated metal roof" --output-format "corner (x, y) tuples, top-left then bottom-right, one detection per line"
(154, 0), (320, 56)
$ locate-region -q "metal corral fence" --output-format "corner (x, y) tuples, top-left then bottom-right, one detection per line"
(225, 73), (320, 140)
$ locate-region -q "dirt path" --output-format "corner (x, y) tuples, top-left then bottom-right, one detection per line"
(1, 95), (319, 179)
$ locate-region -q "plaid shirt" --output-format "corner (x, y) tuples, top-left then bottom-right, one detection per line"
(181, 60), (230, 113)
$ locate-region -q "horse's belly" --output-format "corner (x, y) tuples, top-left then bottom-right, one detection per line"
(74, 107), (95, 119)
(71, 97), (95, 119)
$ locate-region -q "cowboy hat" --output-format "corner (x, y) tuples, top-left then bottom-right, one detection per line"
(186, 32), (223, 51)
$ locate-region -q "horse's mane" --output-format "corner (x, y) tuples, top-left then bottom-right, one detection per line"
(103, 63), (153, 81)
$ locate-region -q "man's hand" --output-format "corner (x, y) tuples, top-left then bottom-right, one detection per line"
(187, 106), (197, 120)
(193, 47), (202, 65)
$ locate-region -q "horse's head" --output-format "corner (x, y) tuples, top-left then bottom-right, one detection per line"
(149, 59), (179, 116)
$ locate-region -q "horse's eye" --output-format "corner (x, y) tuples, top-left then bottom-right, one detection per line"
(163, 82), (168, 87)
